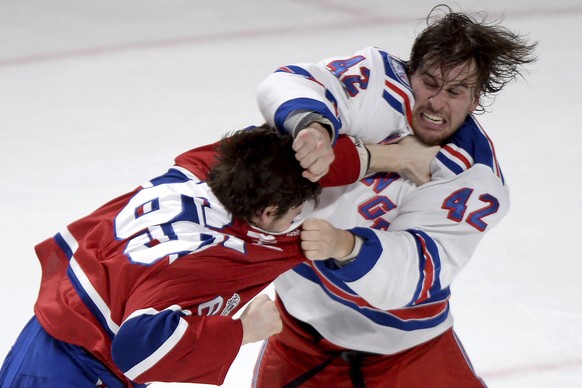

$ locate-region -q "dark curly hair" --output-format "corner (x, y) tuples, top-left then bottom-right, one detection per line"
(206, 124), (321, 224)
(408, 4), (538, 113)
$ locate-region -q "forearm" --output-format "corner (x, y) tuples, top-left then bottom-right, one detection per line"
(112, 311), (242, 385)
(365, 137), (440, 185)
(366, 143), (403, 174)
(256, 65), (342, 139)
(332, 234), (363, 267)
(331, 229), (357, 261)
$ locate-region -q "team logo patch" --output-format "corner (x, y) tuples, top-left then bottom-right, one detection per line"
(221, 293), (241, 316)
(390, 57), (409, 85)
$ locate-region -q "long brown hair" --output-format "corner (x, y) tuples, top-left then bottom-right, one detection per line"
(408, 4), (538, 112)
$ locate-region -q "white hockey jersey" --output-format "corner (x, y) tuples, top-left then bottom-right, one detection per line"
(257, 46), (509, 354)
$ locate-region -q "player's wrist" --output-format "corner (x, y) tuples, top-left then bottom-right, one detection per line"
(348, 137), (371, 180)
(365, 143), (403, 175)
(333, 234), (362, 267)
(285, 111), (335, 142)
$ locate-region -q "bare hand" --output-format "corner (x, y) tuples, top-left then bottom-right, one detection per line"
(239, 294), (282, 345)
(367, 136), (440, 185)
(293, 123), (334, 182)
(301, 219), (355, 260)
(396, 136), (440, 185)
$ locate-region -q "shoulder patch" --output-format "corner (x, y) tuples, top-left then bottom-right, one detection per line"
(389, 56), (409, 86)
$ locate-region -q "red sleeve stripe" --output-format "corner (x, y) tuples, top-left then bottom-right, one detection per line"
(385, 79), (413, 127)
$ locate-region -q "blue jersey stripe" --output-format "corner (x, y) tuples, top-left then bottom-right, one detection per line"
(310, 227), (383, 285)
(292, 265), (451, 330)
(275, 65), (312, 78)
(112, 308), (187, 375)
(440, 116), (506, 184)
(55, 231), (119, 338)
(54, 232), (73, 259)
(382, 89), (406, 118)
(437, 152), (466, 175)
(66, 263), (117, 339)
(407, 229), (443, 306)
(273, 97), (341, 140)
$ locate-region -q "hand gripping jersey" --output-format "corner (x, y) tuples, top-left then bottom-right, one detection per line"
(257, 46), (510, 354)
(33, 141), (313, 385)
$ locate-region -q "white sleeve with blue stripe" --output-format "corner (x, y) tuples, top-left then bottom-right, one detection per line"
(256, 46), (413, 144)
(322, 163), (509, 312)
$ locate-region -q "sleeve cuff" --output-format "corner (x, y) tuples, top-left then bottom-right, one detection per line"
(284, 111), (335, 143)
(333, 235), (363, 267)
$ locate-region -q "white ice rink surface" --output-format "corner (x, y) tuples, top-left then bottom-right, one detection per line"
(1, 1), (581, 387)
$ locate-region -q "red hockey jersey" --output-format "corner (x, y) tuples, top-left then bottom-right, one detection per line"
(33, 138), (360, 385)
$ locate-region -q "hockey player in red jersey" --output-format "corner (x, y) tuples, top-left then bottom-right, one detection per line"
(0, 125), (370, 387)
(252, 5), (537, 387)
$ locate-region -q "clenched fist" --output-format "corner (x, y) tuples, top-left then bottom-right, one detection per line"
(301, 219), (355, 261)
(293, 123), (334, 182)
(239, 294), (282, 345)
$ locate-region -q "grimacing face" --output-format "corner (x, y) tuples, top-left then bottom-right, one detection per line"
(410, 60), (480, 145)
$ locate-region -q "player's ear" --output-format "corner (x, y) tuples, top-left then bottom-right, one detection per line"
(258, 205), (278, 223)
(470, 89), (480, 112)
(252, 204), (279, 229)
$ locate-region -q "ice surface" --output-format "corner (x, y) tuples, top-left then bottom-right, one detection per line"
(1, 1), (581, 387)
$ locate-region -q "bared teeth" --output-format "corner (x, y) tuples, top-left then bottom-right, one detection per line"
(422, 112), (444, 124)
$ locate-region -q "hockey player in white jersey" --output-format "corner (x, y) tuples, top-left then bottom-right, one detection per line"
(252, 5), (537, 387)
